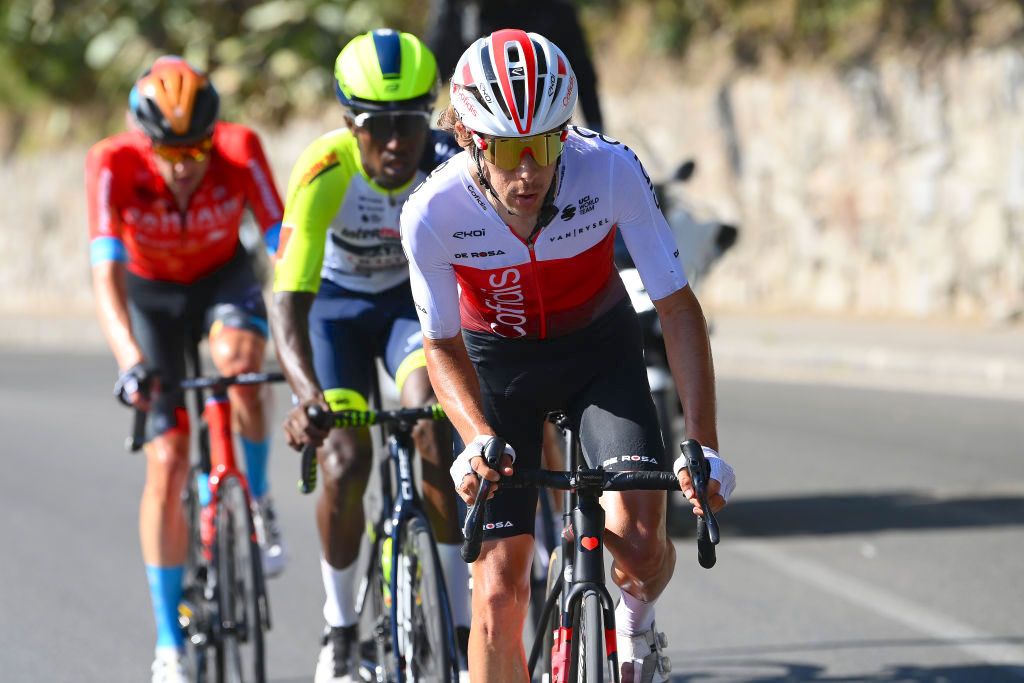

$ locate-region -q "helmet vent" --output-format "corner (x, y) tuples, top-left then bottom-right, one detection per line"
(464, 85), (492, 114)
(492, 86), (513, 121)
(533, 41), (548, 75)
(512, 79), (527, 121)
(480, 45), (497, 82)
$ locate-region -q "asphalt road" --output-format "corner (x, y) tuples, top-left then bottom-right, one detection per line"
(1, 350), (1022, 682)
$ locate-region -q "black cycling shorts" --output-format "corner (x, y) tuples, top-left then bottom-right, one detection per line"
(126, 246), (268, 441)
(463, 296), (666, 541)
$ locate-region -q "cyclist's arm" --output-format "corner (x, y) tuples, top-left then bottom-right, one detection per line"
(422, 334), (493, 446)
(91, 261), (143, 370)
(652, 285), (718, 452)
(269, 291), (321, 402)
(270, 140), (344, 405)
(86, 145), (142, 370)
(238, 126), (285, 253)
(401, 196), (494, 444)
(611, 140), (722, 489)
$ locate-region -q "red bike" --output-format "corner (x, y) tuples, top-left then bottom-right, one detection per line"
(129, 371), (285, 683)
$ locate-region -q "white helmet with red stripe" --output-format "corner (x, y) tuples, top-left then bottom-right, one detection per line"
(451, 29), (577, 137)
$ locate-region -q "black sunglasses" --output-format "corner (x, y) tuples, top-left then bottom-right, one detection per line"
(352, 111), (430, 141)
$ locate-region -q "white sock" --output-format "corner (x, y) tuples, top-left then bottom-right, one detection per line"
(616, 589), (656, 636)
(321, 556), (359, 628)
(436, 543), (472, 628)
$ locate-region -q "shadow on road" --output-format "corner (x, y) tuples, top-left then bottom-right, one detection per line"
(669, 636), (1024, 680)
(668, 659), (1024, 682)
(668, 491), (1024, 538)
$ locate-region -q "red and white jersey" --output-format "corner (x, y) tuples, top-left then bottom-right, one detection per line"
(400, 127), (688, 340)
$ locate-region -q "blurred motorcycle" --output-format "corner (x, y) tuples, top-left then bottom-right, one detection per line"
(614, 159), (737, 527)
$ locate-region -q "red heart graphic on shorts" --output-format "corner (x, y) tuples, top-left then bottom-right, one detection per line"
(581, 536), (599, 551)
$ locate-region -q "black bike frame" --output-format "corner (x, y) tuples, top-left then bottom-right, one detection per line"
(375, 418), (459, 683)
(527, 415), (620, 680)
(301, 372), (460, 683)
(506, 414), (720, 681)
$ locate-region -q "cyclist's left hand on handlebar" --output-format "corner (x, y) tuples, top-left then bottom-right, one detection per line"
(283, 397), (331, 451)
(451, 435), (516, 505)
(674, 446), (736, 516)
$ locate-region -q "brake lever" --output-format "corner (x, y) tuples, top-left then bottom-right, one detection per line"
(681, 440), (720, 568)
(298, 404), (331, 494)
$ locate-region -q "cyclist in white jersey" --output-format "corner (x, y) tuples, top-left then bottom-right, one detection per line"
(271, 30), (469, 682)
(400, 30), (737, 683)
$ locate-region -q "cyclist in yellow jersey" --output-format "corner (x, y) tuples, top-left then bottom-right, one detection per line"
(270, 30), (466, 683)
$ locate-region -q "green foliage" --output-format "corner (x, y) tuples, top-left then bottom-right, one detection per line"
(1, 0), (425, 146)
(579, 0), (1024, 62)
(3, 0), (1023, 151)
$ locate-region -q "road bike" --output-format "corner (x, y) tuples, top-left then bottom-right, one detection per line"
(462, 412), (721, 683)
(300, 403), (460, 683)
(128, 370), (285, 683)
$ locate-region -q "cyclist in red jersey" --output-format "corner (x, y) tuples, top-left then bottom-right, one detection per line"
(86, 56), (286, 683)
(400, 31), (736, 683)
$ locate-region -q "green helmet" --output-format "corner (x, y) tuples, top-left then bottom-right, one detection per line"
(334, 29), (439, 112)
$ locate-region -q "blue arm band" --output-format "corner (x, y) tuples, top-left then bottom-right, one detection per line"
(90, 237), (127, 265)
(263, 222), (281, 257)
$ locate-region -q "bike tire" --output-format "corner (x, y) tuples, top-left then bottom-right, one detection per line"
(362, 532), (396, 682)
(396, 517), (456, 682)
(569, 591), (605, 683)
(214, 476), (267, 683)
(180, 465), (216, 682)
(539, 546), (562, 681)
(530, 492), (559, 639)
(184, 466), (207, 577)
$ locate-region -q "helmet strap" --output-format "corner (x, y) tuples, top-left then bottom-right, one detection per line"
(473, 145), (562, 243)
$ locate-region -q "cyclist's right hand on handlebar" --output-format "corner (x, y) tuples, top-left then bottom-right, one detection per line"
(450, 435), (516, 505)
(673, 445), (736, 515)
(114, 363), (155, 411)
(283, 397), (332, 451)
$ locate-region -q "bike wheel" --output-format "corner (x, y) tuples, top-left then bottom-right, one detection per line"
(362, 532), (396, 682)
(183, 466), (207, 576)
(180, 466), (215, 681)
(214, 476), (267, 683)
(539, 546), (562, 681)
(530, 493), (559, 636)
(569, 591), (605, 683)
(395, 517), (456, 682)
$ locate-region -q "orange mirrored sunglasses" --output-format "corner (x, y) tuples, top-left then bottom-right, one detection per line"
(152, 137), (213, 163)
(474, 129), (567, 170)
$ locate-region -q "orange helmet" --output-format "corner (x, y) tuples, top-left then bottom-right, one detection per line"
(129, 56), (219, 144)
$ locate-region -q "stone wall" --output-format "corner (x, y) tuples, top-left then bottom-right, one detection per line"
(606, 48), (1024, 322)
(3, 48), (1023, 323)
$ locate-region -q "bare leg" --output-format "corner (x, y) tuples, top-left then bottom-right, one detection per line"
(468, 535), (534, 683)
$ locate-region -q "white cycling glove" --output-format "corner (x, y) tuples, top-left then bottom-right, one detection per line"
(450, 435), (517, 489)
(673, 446), (737, 503)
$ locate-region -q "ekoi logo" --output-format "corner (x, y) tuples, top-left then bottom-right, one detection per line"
(486, 268), (527, 339)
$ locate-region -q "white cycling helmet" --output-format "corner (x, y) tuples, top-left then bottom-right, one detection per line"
(450, 29), (578, 137)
